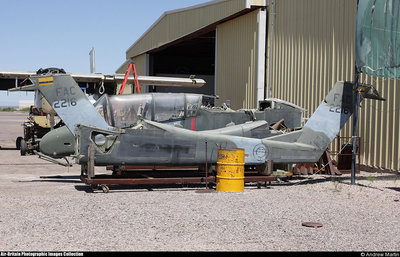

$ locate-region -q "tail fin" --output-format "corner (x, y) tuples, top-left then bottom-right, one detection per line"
(262, 81), (383, 164)
(30, 74), (112, 134)
(294, 81), (383, 151)
(295, 81), (354, 150)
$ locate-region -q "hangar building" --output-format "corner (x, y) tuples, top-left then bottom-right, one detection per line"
(117, 0), (267, 109)
(117, 0), (400, 172)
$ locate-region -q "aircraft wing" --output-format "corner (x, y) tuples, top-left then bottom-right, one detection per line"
(0, 70), (37, 79)
(71, 73), (206, 87)
(0, 70), (37, 91)
(1, 69), (206, 91)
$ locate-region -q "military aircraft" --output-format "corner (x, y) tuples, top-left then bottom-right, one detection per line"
(1, 68), (207, 157)
(3, 68), (304, 160)
(25, 73), (382, 177)
(38, 90), (303, 159)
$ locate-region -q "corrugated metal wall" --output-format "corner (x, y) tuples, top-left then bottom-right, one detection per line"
(117, 54), (147, 74)
(266, 0), (400, 171)
(216, 9), (260, 109)
(359, 75), (400, 171)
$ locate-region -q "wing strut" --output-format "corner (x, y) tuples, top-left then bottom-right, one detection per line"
(119, 61), (141, 94)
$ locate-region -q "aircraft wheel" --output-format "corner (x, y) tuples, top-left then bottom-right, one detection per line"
(16, 137), (23, 150)
(20, 139), (27, 156)
(101, 185), (109, 193)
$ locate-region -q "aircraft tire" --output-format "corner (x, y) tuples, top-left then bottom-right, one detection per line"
(16, 137), (23, 150)
(20, 139), (27, 156)
(36, 67), (66, 75)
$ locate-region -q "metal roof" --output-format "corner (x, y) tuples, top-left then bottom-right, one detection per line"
(118, 0), (266, 72)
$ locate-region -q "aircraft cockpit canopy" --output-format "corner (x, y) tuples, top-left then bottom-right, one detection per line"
(94, 93), (204, 128)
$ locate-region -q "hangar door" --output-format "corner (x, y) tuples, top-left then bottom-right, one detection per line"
(147, 30), (216, 100)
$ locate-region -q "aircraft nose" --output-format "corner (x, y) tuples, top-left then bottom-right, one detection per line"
(39, 126), (75, 157)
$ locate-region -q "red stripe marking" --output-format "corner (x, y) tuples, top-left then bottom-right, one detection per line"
(191, 118), (195, 131)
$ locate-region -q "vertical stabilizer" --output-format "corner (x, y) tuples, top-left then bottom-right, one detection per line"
(31, 74), (112, 134)
(296, 81), (353, 150)
(262, 81), (382, 164)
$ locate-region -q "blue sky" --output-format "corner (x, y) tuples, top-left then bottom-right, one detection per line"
(0, 0), (207, 106)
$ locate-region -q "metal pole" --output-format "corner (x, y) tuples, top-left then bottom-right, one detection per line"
(351, 68), (360, 185)
(205, 140), (208, 189)
(268, 0), (275, 99)
(89, 48), (95, 74)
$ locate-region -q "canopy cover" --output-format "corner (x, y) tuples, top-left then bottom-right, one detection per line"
(355, 0), (400, 78)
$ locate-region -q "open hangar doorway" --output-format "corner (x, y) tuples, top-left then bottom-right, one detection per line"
(146, 30), (216, 105)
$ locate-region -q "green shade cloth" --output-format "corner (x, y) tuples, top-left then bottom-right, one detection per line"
(355, 0), (400, 78)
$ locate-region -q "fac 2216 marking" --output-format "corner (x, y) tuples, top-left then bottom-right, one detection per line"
(53, 86), (77, 109)
(329, 104), (350, 114)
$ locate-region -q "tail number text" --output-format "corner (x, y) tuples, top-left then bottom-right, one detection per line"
(53, 98), (77, 108)
(329, 104), (349, 114)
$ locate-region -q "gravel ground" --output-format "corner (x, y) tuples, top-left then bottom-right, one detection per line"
(0, 112), (399, 252)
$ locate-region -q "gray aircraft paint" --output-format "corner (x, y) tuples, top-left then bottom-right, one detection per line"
(31, 74), (381, 167)
(73, 81), (353, 166)
(36, 77), (302, 157)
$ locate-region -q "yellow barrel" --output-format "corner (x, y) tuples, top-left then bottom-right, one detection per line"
(216, 148), (245, 192)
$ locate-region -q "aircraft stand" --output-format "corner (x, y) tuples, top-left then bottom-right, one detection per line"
(80, 142), (276, 193)
(80, 168), (276, 193)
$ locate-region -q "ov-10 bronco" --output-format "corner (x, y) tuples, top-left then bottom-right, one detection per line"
(4, 69), (304, 160)
(2, 67), (208, 156)
(39, 91), (304, 159)
(27, 73), (382, 174)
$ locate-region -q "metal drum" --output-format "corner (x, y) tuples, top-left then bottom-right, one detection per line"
(216, 148), (245, 192)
